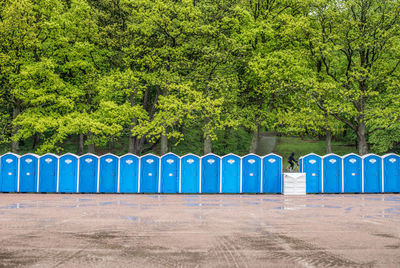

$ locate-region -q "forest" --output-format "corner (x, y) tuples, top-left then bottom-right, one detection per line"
(1, 0), (400, 156)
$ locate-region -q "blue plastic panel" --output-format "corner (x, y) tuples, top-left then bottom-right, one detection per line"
(99, 154), (118, 193)
(78, 154), (98, 193)
(161, 153), (179, 193)
(0, 153), (19, 192)
(39, 154), (58, 192)
(59, 154), (78, 193)
(119, 154), (139, 193)
(262, 154), (282, 193)
(383, 154), (400, 193)
(323, 154), (342, 193)
(140, 154), (159, 193)
(19, 154), (38, 192)
(221, 154), (240, 193)
(180, 154), (200, 193)
(242, 154), (261, 193)
(201, 154), (220, 193)
(363, 154), (382, 193)
(343, 154), (362, 193)
(303, 154), (322, 193)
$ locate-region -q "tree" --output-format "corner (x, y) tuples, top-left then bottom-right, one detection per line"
(0, 0), (38, 152)
(11, 0), (110, 154)
(304, 0), (400, 154)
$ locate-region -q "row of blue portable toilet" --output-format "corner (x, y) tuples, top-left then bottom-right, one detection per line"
(299, 153), (400, 193)
(0, 153), (282, 194)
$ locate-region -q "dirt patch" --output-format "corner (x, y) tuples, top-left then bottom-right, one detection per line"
(385, 244), (400, 249)
(373, 233), (398, 239)
(229, 230), (374, 268)
(0, 249), (39, 267)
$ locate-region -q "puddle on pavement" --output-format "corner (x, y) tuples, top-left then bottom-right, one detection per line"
(262, 198), (281, 203)
(99, 202), (113, 206)
(0, 203), (34, 209)
(306, 205), (341, 209)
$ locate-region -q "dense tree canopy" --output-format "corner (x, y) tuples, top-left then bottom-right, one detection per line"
(0, 0), (399, 155)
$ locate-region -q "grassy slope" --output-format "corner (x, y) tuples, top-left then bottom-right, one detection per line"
(274, 136), (357, 168)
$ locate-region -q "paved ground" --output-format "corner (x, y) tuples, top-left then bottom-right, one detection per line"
(0, 194), (399, 267)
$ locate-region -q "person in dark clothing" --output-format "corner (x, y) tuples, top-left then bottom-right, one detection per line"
(288, 152), (298, 170)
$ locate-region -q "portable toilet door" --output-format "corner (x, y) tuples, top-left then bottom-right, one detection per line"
(242, 154), (261, 193)
(19, 154), (38, 192)
(383, 154), (400, 193)
(343, 154), (362, 193)
(180, 154), (200, 193)
(99, 154), (118, 193)
(262, 154), (282, 193)
(201, 154), (221, 193)
(221, 154), (240, 193)
(119, 154), (139, 193)
(140, 154), (159, 193)
(38, 154), (58, 193)
(363, 154), (382, 193)
(323, 154), (342, 193)
(0, 153), (19, 192)
(303, 153), (322, 193)
(58, 154), (78, 193)
(78, 154), (98, 193)
(161, 153), (179, 193)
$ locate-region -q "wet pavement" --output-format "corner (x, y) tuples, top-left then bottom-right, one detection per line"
(0, 194), (399, 267)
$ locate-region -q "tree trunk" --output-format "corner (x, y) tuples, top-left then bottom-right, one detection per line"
(160, 133), (168, 155)
(128, 135), (136, 154)
(11, 103), (20, 153)
(357, 122), (368, 155)
(325, 129), (332, 154)
(203, 118), (212, 155)
(77, 133), (84, 155)
(88, 143), (95, 154)
(32, 134), (39, 150)
(249, 124), (260, 154)
(132, 135), (146, 155)
(203, 135), (212, 155)
(109, 138), (115, 154)
(128, 92), (138, 155)
(87, 132), (95, 154)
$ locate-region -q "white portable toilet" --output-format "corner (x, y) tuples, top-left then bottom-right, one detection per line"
(283, 172), (306, 195)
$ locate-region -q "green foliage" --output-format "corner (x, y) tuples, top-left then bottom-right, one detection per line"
(0, 0), (399, 155)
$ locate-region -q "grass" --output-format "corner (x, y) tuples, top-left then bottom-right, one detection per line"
(274, 136), (357, 162)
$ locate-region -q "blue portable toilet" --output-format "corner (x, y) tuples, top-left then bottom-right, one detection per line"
(78, 154), (98, 193)
(58, 153), (78, 193)
(323, 154), (342, 193)
(140, 154), (160, 193)
(221, 154), (240, 193)
(299, 157), (303, 172)
(262, 154), (282, 193)
(201, 154), (221, 193)
(343, 153), (362, 193)
(363, 154), (382, 193)
(119, 154), (139, 193)
(0, 153), (19, 192)
(180, 154), (200, 193)
(19, 153), (39, 192)
(242, 154), (261, 193)
(160, 153), (180, 193)
(99, 154), (118, 193)
(38, 153), (58, 192)
(303, 153), (322, 193)
(383, 154), (400, 193)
